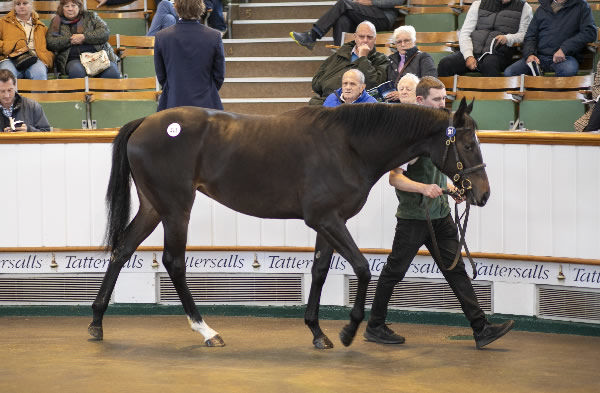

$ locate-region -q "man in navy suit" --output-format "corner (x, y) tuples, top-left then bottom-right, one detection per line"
(154, 0), (225, 111)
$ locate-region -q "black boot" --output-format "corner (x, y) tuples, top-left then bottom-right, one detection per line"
(290, 31), (316, 50)
(474, 320), (514, 349)
(364, 324), (405, 344)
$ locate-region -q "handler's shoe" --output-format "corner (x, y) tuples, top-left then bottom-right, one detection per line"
(364, 324), (405, 344)
(474, 320), (515, 349)
(290, 31), (316, 50)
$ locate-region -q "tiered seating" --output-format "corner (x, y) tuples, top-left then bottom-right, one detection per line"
(396, 0), (461, 32)
(517, 75), (592, 132)
(90, 0), (154, 35)
(109, 34), (155, 77)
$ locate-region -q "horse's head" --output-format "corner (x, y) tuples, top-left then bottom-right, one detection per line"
(433, 98), (490, 207)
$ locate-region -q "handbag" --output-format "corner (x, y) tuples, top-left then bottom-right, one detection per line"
(9, 47), (38, 71)
(9, 31), (38, 71)
(80, 50), (110, 76)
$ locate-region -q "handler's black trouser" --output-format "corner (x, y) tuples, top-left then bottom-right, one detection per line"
(437, 51), (513, 77)
(368, 214), (486, 331)
(313, 0), (391, 46)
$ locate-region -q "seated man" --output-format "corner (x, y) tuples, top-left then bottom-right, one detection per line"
(309, 21), (389, 106)
(0, 70), (50, 132)
(290, 0), (404, 49)
(438, 0), (533, 77)
(504, 0), (596, 77)
(323, 69), (377, 107)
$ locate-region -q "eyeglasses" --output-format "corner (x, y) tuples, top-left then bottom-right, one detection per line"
(395, 39), (413, 45)
(355, 34), (375, 40)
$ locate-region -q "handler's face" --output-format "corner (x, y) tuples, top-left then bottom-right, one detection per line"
(341, 72), (365, 103)
(418, 87), (446, 109)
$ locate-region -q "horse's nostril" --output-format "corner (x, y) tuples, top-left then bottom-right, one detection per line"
(481, 191), (490, 205)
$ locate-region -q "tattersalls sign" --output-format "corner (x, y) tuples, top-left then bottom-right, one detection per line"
(0, 251), (598, 289)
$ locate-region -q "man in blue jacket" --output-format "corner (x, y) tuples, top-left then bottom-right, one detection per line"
(504, 0), (596, 77)
(323, 69), (377, 107)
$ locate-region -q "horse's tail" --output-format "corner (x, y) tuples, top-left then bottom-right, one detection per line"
(104, 117), (146, 253)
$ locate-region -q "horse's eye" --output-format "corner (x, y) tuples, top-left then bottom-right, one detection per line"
(464, 144), (473, 151)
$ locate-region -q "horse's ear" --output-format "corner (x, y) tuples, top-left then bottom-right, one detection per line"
(453, 97), (468, 124)
(467, 99), (474, 115)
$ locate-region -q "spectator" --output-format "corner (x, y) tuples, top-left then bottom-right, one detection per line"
(323, 69), (377, 107)
(309, 21), (389, 106)
(0, 69), (50, 132)
(147, 0), (178, 36)
(154, 0), (224, 111)
(385, 25), (435, 102)
(575, 60), (600, 131)
(364, 75), (514, 349)
(0, 0), (54, 80)
(206, 0), (227, 37)
(290, 0), (404, 49)
(94, 0), (134, 6)
(504, 0), (596, 77)
(396, 72), (419, 104)
(438, 0), (533, 77)
(46, 0), (120, 78)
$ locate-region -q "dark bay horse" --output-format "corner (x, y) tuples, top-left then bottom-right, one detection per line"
(89, 98), (489, 349)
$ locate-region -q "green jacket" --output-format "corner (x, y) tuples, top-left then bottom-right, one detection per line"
(309, 41), (389, 106)
(46, 11), (118, 75)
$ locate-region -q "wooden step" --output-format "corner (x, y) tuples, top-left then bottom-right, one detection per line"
(234, 2), (334, 20)
(222, 98), (309, 116)
(223, 37), (334, 57)
(225, 56), (327, 77)
(220, 77), (313, 98)
(232, 19), (331, 39)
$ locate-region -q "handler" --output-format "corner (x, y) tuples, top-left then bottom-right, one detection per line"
(364, 76), (514, 349)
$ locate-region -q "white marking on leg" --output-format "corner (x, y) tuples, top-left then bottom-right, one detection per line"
(187, 316), (218, 341)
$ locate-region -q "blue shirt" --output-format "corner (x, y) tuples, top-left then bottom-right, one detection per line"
(323, 88), (378, 107)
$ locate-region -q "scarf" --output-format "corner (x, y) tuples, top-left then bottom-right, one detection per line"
(49, 14), (83, 36)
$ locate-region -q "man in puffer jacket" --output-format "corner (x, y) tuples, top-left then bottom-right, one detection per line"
(504, 0), (596, 77)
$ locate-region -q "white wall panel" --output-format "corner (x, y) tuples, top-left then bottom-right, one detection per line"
(0, 146), (18, 246)
(260, 219), (285, 246)
(551, 145), (577, 257)
(527, 145), (553, 256)
(17, 145), (43, 247)
(212, 200), (237, 246)
(89, 144), (111, 246)
(479, 144), (503, 252)
(237, 214), (261, 246)
(188, 193), (214, 245)
(575, 146), (600, 259)
(503, 144), (528, 254)
(41, 144), (67, 246)
(284, 219), (312, 247)
(65, 144), (91, 245)
(354, 176), (385, 249)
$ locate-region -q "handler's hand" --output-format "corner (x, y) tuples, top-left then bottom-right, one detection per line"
(421, 184), (443, 199)
(447, 184), (466, 204)
(465, 56), (477, 70)
(553, 48), (566, 63)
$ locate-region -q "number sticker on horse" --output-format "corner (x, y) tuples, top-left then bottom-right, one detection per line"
(167, 123), (181, 137)
(446, 126), (456, 137)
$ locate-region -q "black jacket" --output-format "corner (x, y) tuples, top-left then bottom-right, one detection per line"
(0, 93), (50, 132)
(522, 0), (597, 61)
(387, 46), (437, 85)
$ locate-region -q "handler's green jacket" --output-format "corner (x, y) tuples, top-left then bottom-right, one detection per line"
(309, 41), (389, 106)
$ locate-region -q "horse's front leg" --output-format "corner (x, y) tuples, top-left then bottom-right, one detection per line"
(310, 216), (371, 347)
(305, 233), (335, 349)
(162, 215), (225, 347)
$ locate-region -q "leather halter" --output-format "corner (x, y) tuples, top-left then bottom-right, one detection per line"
(425, 117), (487, 280)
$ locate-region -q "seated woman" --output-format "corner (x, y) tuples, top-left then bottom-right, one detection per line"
(0, 0), (54, 80)
(147, 0), (178, 36)
(46, 0), (120, 78)
(385, 25), (436, 102)
(397, 73), (419, 104)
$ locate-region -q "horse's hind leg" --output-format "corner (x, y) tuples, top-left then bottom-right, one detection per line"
(89, 201), (161, 340)
(305, 233), (335, 349)
(161, 214), (225, 347)
(309, 215), (371, 347)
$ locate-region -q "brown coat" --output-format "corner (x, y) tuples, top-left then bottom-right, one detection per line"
(0, 10), (53, 68)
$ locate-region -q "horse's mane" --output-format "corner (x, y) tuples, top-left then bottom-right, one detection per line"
(299, 103), (450, 142)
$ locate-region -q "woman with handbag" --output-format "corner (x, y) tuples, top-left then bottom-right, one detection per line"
(0, 0), (54, 80)
(46, 0), (120, 78)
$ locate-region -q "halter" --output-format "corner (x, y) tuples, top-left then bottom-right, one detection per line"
(425, 116), (487, 280)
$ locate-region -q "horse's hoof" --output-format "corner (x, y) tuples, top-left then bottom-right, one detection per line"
(313, 335), (334, 350)
(339, 324), (356, 347)
(88, 323), (103, 341)
(205, 334), (226, 347)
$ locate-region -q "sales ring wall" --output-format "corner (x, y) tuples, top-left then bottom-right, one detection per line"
(0, 131), (599, 326)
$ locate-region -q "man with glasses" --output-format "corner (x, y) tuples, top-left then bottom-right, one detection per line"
(308, 21), (389, 105)
(290, 0), (404, 49)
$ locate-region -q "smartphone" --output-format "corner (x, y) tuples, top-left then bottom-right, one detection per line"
(11, 120), (24, 131)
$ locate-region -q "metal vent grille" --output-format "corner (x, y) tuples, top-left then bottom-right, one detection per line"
(0, 274), (104, 304)
(538, 286), (600, 324)
(159, 274), (303, 304)
(348, 277), (492, 313)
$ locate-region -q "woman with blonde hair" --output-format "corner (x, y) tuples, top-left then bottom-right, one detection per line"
(0, 0), (53, 79)
(46, 0), (120, 78)
(396, 73), (419, 104)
